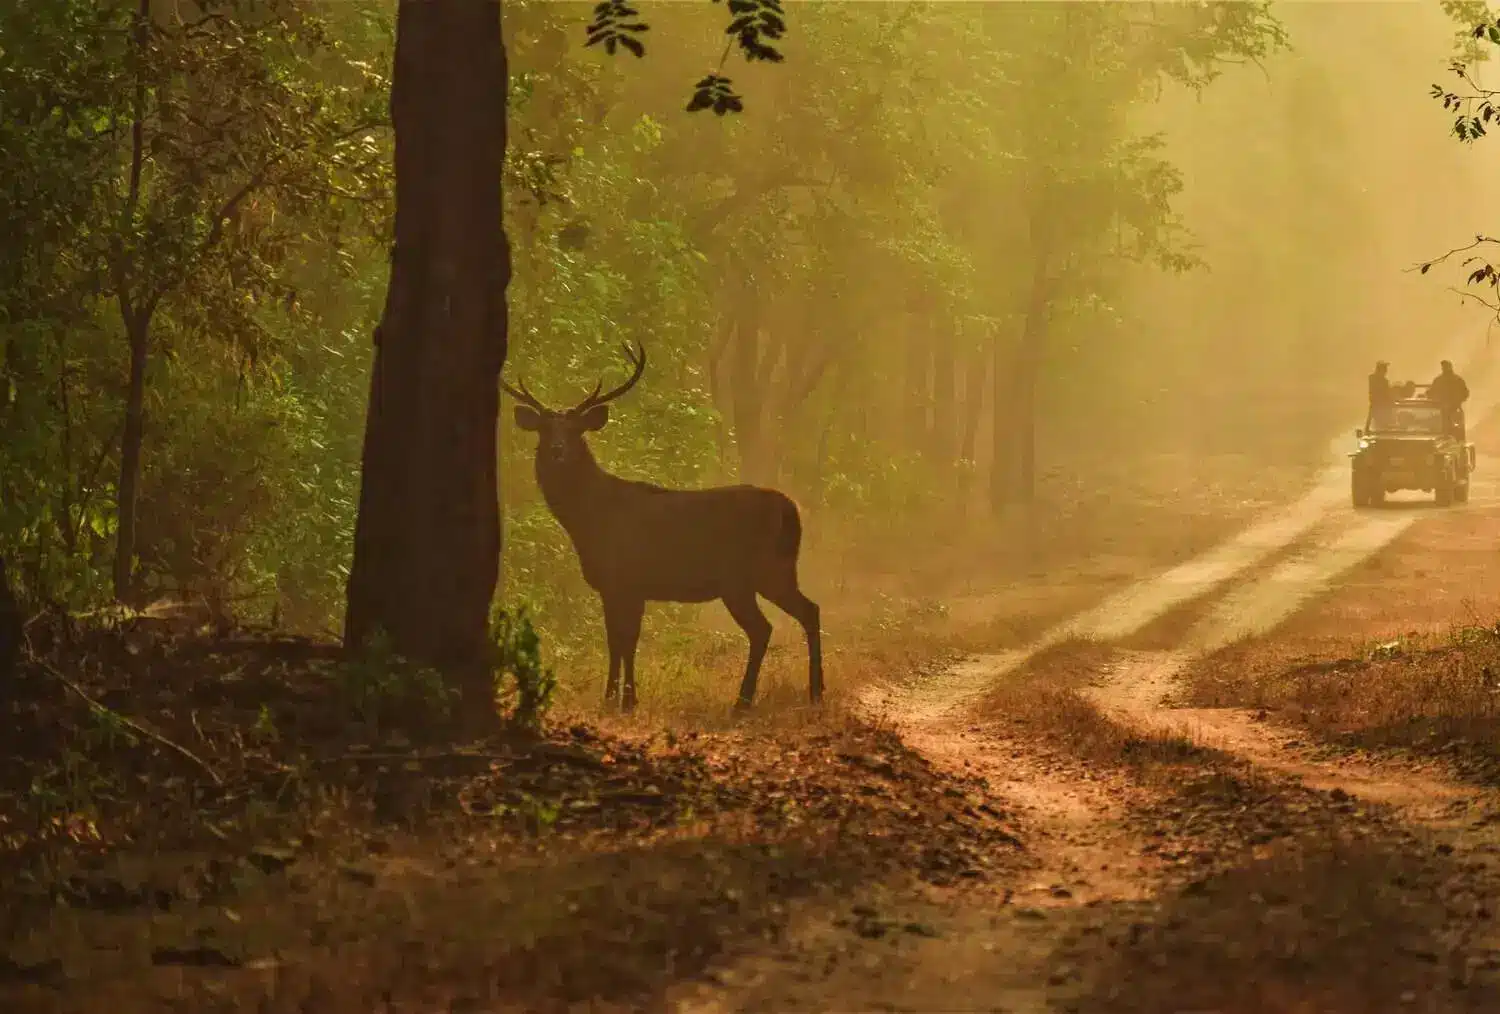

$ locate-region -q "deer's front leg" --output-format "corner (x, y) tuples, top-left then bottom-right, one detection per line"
(604, 597), (645, 713)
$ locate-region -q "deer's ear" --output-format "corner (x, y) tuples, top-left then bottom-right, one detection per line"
(579, 404), (610, 432)
(513, 406), (543, 432)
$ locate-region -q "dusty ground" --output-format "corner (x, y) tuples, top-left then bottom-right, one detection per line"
(10, 413), (1500, 1011)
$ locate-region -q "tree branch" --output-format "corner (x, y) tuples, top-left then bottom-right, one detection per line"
(1412, 234), (1500, 274)
(36, 656), (224, 786)
(146, 119), (388, 311)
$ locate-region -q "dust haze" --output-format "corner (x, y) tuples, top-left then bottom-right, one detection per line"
(501, 1), (1500, 673)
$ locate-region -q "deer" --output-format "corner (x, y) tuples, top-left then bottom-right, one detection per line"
(501, 342), (824, 714)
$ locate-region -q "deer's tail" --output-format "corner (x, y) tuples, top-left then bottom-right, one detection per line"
(775, 495), (803, 558)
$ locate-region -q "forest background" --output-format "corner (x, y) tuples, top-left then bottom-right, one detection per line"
(3, 0), (1495, 702)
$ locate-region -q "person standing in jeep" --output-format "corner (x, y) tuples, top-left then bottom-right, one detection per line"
(1368, 360), (1393, 428)
(1429, 359), (1470, 439)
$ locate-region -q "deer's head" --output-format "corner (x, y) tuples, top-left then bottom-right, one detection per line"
(501, 342), (647, 469)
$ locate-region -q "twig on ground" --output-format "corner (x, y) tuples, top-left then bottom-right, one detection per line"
(33, 657), (224, 786)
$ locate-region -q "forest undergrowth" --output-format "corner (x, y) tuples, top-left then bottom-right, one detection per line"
(0, 605), (1026, 1013)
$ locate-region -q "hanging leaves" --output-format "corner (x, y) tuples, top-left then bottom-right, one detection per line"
(581, 0), (790, 114)
(716, 0), (787, 64)
(584, 0), (649, 59)
(685, 74), (742, 116)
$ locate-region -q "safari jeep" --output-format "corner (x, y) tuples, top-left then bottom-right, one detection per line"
(1350, 394), (1475, 507)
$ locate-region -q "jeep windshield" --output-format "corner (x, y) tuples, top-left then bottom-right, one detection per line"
(1370, 404), (1444, 435)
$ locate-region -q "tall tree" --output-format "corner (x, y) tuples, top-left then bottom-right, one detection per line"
(343, 0), (790, 714)
(344, 0), (510, 714)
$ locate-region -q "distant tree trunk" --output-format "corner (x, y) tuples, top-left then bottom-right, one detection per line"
(1013, 326), (1042, 504)
(930, 327), (957, 465)
(1012, 220), (1056, 505)
(990, 198), (1057, 509)
(112, 311), (150, 601)
(958, 344), (986, 464)
(111, 0), (153, 604)
(903, 322), (930, 456)
(720, 282), (797, 485)
(958, 343), (987, 501)
(344, 0), (509, 718)
(988, 335), (1012, 513)
(728, 316), (772, 483)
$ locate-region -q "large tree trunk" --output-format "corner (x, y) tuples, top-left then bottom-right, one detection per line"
(344, 0), (510, 717)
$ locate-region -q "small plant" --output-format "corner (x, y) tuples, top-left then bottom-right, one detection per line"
(251, 704), (280, 744)
(516, 791), (562, 834)
(339, 628), (456, 733)
(80, 706), (140, 753)
(489, 607), (556, 732)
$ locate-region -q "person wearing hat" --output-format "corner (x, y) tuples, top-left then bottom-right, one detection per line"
(1368, 360), (1393, 428)
(1429, 359), (1470, 438)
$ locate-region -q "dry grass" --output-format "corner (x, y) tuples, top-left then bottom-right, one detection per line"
(1004, 685), (1225, 773)
(973, 638), (1230, 778)
(1189, 627), (1500, 783)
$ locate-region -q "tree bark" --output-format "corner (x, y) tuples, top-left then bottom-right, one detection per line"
(344, 0), (510, 716)
(112, 312), (149, 601)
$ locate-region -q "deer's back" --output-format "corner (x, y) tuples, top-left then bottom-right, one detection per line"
(575, 481), (800, 602)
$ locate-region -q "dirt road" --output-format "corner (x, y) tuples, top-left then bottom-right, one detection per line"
(686, 392), (1500, 1011)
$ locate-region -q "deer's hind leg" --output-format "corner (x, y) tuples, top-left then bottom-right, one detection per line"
(758, 566), (824, 705)
(603, 596), (644, 712)
(722, 591), (772, 711)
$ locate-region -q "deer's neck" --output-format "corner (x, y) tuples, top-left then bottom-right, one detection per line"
(535, 448), (615, 540)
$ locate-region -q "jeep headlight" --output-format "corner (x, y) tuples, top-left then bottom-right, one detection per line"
(1358, 439), (1371, 450)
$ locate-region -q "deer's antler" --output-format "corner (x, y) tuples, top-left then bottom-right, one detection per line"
(499, 372), (546, 411)
(573, 342), (647, 414)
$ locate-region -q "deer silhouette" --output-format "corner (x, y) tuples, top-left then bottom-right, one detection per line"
(502, 342), (824, 713)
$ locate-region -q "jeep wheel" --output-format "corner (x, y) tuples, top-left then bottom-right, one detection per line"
(1456, 478), (1471, 504)
(1351, 471), (1368, 508)
(1436, 468), (1455, 507)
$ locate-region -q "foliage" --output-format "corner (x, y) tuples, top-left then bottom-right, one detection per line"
(4, 0), (1294, 690)
(0, 0), (392, 607)
(1422, 5), (1500, 315)
(586, 0), (788, 113)
(490, 607), (557, 733)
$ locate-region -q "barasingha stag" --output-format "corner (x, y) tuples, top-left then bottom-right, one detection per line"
(502, 342), (824, 713)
